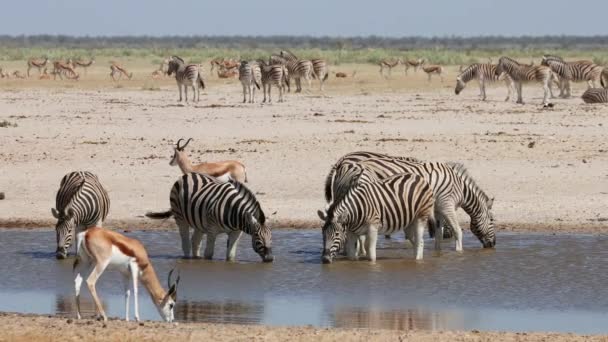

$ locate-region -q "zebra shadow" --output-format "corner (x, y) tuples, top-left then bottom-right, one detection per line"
(19, 251), (62, 259)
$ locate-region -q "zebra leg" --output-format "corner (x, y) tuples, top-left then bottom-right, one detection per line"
(268, 85), (272, 103)
(176, 219), (192, 258)
(365, 224), (379, 262)
(542, 80), (550, 105)
(357, 235), (367, 257)
(184, 85), (189, 103)
(262, 84), (267, 103)
(177, 84), (183, 102)
(295, 78), (301, 93)
(226, 230), (243, 262)
(345, 231), (359, 260)
(191, 85), (197, 102)
(443, 210), (463, 252)
(516, 82), (524, 104)
(433, 215), (444, 251)
(413, 219), (425, 260)
(242, 83), (247, 103)
(203, 233), (217, 260)
(191, 229), (204, 258)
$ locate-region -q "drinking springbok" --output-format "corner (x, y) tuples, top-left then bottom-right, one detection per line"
(170, 138), (247, 183)
(73, 227), (179, 322)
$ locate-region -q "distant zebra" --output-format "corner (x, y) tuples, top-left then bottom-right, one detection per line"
(109, 62), (132, 81)
(271, 54), (312, 93)
(27, 57), (49, 77)
(319, 173), (436, 263)
(581, 88), (608, 103)
(378, 58), (402, 78)
(258, 59), (288, 103)
(51, 171), (110, 259)
(145, 173), (273, 262)
(239, 61), (262, 103)
(540, 56), (602, 98)
(495, 56), (555, 105)
(455, 63), (514, 101)
(404, 58), (425, 75)
(326, 157), (496, 251)
(281, 50), (329, 91)
(422, 65), (444, 82)
(167, 56), (206, 102)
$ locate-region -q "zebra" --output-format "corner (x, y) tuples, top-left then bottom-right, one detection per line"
(455, 63), (514, 101)
(145, 173), (273, 262)
(258, 59), (288, 103)
(167, 56), (206, 103)
(495, 56), (555, 105)
(540, 56), (603, 98)
(422, 65), (444, 82)
(582, 88), (608, 103)
(378, 58), (402, 78)
(239, 61), (261, 103)
(280, 50), (329, 91)
(318, 172), (436, 263)
(271, 54), (313, 93)
(404, 58), (426, 75)
(51, 171), (110, 259)
(27, 57), (49, 77)
(601, 69), (608, 89)
(326, 157), (496, 250)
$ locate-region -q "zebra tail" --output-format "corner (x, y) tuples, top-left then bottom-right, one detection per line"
(198, 75), (206, 89)
(323, 70), (329, 81)
(145, 210), (173, 219)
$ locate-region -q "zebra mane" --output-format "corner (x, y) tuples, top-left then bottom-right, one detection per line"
(446, 162), (492, 205)
(498, 56), (520, 65)
(457, 64), (479, 83)
(281, 50), (298, 59)
(324, 164), (338, 202)
(171, 56), (185, 63)
(229, 179), (266, 225)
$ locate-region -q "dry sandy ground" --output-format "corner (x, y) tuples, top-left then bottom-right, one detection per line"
(1, 312), (606, 342)
(0, 63), (606, 233)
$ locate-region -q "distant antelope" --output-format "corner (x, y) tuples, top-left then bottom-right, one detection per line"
(73, 227), (179, 322)
(335, 72), (347, 78)
(210, 58), (239, 74)
(422, 65), (444, 82)
(53, 60), (79, 80)
(378, 58), (402, 78)
(170, 138), (247, 183)
(73, 58), (95, 75)
(151, 69), (164, 79)
(27, 57), (49, 77)
(12, 70), (26, 79)
(109, 62), (133, 81)
(0, 67), (9, 78)
(217, 65), (239, 79)
(404, 58), (426, 75)
(39, 68), (51, 80)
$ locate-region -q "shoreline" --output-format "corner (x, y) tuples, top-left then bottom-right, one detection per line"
(0, 312), (605, 342)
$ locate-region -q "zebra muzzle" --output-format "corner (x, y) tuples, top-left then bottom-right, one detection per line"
(56, 247), (68, 259)
(322, 249), (333, 264)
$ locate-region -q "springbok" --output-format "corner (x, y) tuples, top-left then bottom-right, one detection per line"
(110, 62), (133, 81)
(39, 68), (51, 80)
(170, 138), (248, 183)
(12, 70), (26, 79)
(73, 227), (179, 322)
(73, 58), (95, 76)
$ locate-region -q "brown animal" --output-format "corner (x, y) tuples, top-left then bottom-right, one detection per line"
(151, 69), (164, 79)
(73, 58), (95, 75)
(405, 58), (426, 75)
(52, 60), (79, 80)
(170, 138), (248, 183)
(0, 67), (9, 78)
(217, 65), (239, 79)
(27, 57), (49, 77)
(422, 64), (444, 82)
(12, 70), (26, 79)
(210, 58), (239, 73)
(39, 68), (51, 80)
(378, 58), (402, 78)
(110, 62), (133, 81)
(335, 72), (348, 78)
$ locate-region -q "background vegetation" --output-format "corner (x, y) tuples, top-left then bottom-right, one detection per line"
(1, 35), (608, 66)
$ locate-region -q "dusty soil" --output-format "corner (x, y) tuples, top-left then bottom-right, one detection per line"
(1, 312), (606, 342)
(0, 62), (606, 233)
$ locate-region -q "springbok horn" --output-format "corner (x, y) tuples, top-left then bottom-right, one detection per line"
(176, 138), (184, 150)
(167, 268), (175, 289)
(182, 138), (193, 149)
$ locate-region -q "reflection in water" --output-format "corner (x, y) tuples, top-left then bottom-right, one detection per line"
(330, 307), (464, 330)
(176, 300), (263, 324)
(55, 294), (104, 318)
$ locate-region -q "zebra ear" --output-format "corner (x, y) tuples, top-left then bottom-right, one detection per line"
(488, 197), (495, 210)
(317, 210), (327, 221)
(51, 208), (60, 219)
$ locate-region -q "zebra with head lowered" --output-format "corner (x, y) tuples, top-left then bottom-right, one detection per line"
(167, 56), (206, 103)
(51, 171), (110, 259)
(325, 156), (496, 251)
(495, 56), (556, 105)
(319, 172), (436, 263)
(280, 50), (329, 91)
(455, 63), (514, 102)
(239, 60), (262, 103)
(540, 55), (603, 98)
(582, 88), (608, 103)
(146, 173), (273, 262)
(270, 54), (313, 93)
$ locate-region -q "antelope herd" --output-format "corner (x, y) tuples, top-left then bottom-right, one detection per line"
(1, 52), (607, 104)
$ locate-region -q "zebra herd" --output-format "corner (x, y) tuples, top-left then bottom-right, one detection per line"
(51, 151), (494, 264)
(455, 55), (608, 104)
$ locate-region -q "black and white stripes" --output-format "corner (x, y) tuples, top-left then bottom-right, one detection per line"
(239, 61), (262, 103)
(258, 59), (288, 103)
(455, 63), (514, 101)
(495, 56), (555, 104)
(167, 56), (206, 103)
(582, 88), (608, 103)
(541, 55), (602, 98)
(51, 171), (110, 259)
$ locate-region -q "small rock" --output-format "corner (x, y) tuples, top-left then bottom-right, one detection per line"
(139, 322), (145, 327)
(528, 141), (536, 148)
(582, 159), (588, 163)
(0, 192), (5, 200)
(66, 318), (73, 324)
(102, 323), (107, 328)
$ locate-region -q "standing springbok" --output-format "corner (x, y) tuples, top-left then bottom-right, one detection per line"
(422, 64), (444, 82)
(74, 227), (179, 322)
(170, 138), (248, 183)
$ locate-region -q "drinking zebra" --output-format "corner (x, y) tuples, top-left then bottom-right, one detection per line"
(145, 173), (273, 262)
(455, 63), (514, 101)
(582, 88), (608, 103)
(271, 54), (313, 93)
(540, 56), (603, 98)
(167, 56), (206, 103)
(319, 173), (436, 263)
(51, 171), (110, 259)
(258, 59), (288, 103)
(239, 61), (261, 103)
(280, 50), (329, 91)
(495, 56), (555, 104)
